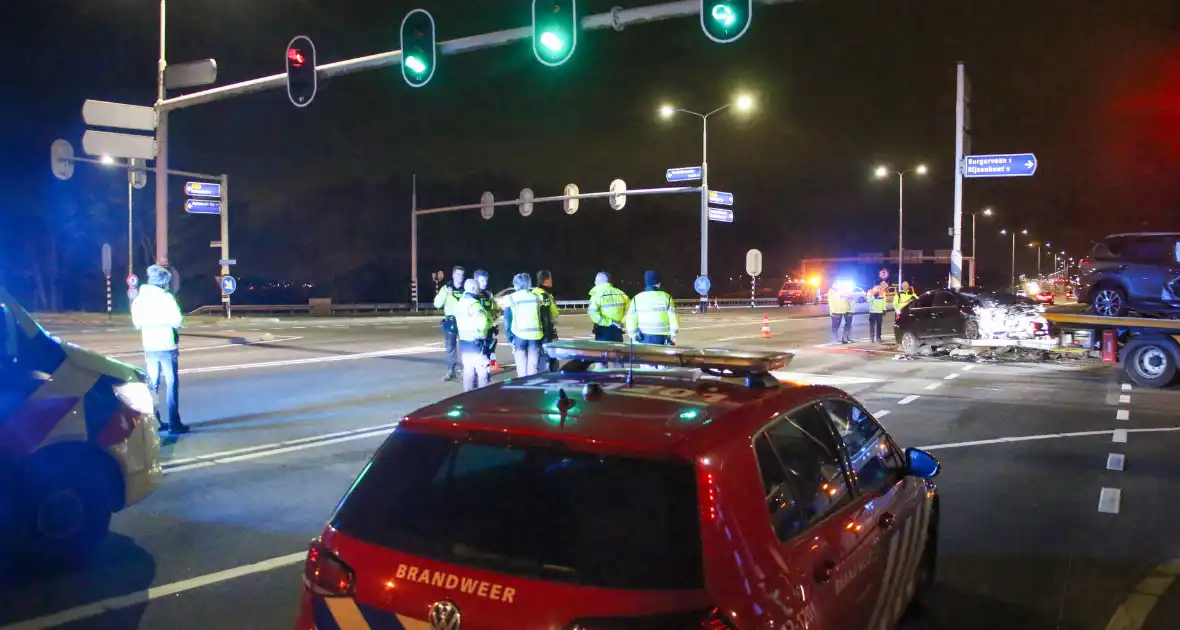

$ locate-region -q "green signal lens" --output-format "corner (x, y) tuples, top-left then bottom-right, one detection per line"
(540, 31), (565, 52)
(712, 4), (736, 26)
(405, 55), (426, 74)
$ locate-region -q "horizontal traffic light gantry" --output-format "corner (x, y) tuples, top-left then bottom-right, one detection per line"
(533, 1), (578, 66)
(701, 1), (753, 44)
(401, 9), (437, 88)
(286, 35), (317, 107)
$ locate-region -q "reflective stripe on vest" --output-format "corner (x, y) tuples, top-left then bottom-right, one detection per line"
(633, 291), (673, 335)
(508, 291), (543, 340)
(895, 290), (916, 311)
(828, 292), (848, 314)
(869, 294), (887, 313)
(456, 297), (490, 341)
(590, 287), (628, 325)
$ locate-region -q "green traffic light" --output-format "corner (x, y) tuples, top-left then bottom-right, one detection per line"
(405, 55), (426, 74)
(540, 31), (565, 52)
(711, 4), (736, 26)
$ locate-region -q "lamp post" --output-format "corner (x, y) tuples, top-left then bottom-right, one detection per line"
(970, 207), (993, 287)
(660, 94), (755, 312)
(1029, 240), (1049, 277)
(874, 164), (928, 284)
(1000, 228), (1028, 288)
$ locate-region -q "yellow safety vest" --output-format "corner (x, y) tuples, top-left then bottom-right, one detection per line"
(869, 290), (887, 314)
(433, 284), (463, 317)
(828, 290), (849, 315)
(588, 284), (629, 327)
(626, 290), (678, 337)
(456, 295), (491, 342)
(507, 290), (543, 341)
(895, 289), (917, 311)
(532, 288), (559, 339)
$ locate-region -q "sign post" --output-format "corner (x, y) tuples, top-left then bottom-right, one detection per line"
(101, 243), (112, 318)
(746, 248), (763, 308)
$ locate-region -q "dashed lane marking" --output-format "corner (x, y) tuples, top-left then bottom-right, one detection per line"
(1098, 487), (1122, 514)
(1119, 394), (1131, 404)
(944, 373), (960, 380)
(924, 382), (942, 390)
(1114, 429), (1128, 443)
(1121, 383), (1132, 391)
(1107, 453), (1126, 471)
(874, 410), (891, 418)
(961, 364), (975, 371)
(898, 395), (920, 405)
(1117, 410), (1130, 421)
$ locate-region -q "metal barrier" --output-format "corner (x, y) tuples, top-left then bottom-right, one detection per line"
(187, 296), (785, 317)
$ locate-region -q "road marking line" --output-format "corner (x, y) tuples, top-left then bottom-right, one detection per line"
(919, 426), (1180, 451)
(716, 335), (759, 341)
(1117, 410), (1130, 421)
(0, 552), (307, 630)
(944, 373), (960, 380)
(874, 410), (891, 418)
(961, 365), (975, 371)
(924, 382), (942, 390)
(1107, 453), (1126, 471)
(1121, 383), (1132, 391)
(898, 395), (920, 405)
(179, 345), (441, 374)
(1103, 560), (1180, 630)
(178, 335), (304, 353)
(165, 428), (394, 473)
(163, 422), (400, 468)
(1119, 394), (1131, 404)
(1098, 487), (1122, 514)
(1113, 429), (1128, 443)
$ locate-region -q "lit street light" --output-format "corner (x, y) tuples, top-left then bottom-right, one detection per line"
(874, 164), (928, 284)
(1000, 228), (1028, 288)
(659, 94), (756, 312)
(970, 207), (993, 286)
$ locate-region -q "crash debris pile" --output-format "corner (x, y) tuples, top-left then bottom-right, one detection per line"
(972, 296), (1050, 340)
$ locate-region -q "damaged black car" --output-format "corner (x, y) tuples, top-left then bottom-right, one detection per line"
(894, 289), (1050, 356)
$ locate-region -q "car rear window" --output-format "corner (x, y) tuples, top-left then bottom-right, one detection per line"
(332, 429), (704, 591)
(781, 282), (804, 291)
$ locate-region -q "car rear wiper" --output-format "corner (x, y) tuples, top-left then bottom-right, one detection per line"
(452, 542), (579, 579)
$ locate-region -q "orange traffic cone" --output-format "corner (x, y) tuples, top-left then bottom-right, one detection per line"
(761, 314), (772, 338)
(489, 359), (500, 372)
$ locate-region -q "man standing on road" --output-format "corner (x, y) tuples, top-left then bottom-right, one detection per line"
(474, 270), (501, 372)
(867, 280), (888, 343)
(131, 265), (189, 434)
(895, 280), (918, 313)
(626, 270), (678, 345)
(456, 278), (493, 391)
(533, 270), (560, 373)
(588, 272), (629, 343)
(504, 273), (543, 377)
(828, 284), (853, 344)
(433, 266), (465, 381)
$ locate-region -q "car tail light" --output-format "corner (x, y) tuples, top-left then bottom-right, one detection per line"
(567, 608), (738, 629)
(778, 291), (786, 296)
(303, 539), (355, 596)
(1079, 256), (1091, 266)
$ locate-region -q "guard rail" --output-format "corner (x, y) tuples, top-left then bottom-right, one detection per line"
(187, 297), (785, 317)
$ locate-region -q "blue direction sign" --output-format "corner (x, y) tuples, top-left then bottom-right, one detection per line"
(666, 166), (703, 182)
(185, 181), (222, 197)
(708, 190), (734, 206)
(220, 276), (237, 295)
(185, 199), (222, 214)
(708, 207), (734, 223)
(962, 153), (1038, 178)
(693, 275), (711, 296)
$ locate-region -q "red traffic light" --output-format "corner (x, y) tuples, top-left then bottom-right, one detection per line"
(287, 47), (305, 68)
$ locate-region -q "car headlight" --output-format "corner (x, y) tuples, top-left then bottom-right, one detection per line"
(115, 381), (156, 415)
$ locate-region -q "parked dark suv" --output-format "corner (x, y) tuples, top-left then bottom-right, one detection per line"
(1078, 233), (1180, 317)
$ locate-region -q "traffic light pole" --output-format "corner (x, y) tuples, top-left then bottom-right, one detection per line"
(411, 184), (701, 308)
(155, 0), (169, 266)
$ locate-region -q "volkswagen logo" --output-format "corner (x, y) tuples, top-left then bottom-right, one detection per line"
(428, 600), (461, 630)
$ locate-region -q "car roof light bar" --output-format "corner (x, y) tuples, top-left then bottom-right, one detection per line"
(544, 340), (794, 376)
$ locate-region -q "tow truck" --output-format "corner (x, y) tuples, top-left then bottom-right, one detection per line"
(1042, 312), (1180, 388)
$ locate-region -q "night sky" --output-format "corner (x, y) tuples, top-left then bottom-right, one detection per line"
(3, 0), (1178, 309)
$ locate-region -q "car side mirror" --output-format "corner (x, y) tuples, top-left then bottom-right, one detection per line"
(905, 447), (940, 479)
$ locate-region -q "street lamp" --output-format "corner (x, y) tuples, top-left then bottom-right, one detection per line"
(874, 164), (928, 284)
(659, 94), (756, 312)
(970, 207), (993, 286)
(1000, 228), (1028, 288)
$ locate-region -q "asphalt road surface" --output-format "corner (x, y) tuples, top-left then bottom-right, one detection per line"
(4, 309), (1180, 630)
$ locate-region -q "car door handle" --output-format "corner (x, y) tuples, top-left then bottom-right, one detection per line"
(814, 560), (837, 584)
(879, 513), (896, 530)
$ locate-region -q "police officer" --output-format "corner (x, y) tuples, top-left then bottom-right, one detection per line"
(504, 273), (543, 377)
(474, 270), (501, 371)
(867, 280), (888, 343)
(456, 278), (493, 391)
(895, 281), (918, 313)
(625, 270), (678, 345)
(131, 265), (189, 434)
(588, 272), (629, 342)
(828, 284), (853, 344)
(533, 270), (560, 373)
(433, 266), (466, 381)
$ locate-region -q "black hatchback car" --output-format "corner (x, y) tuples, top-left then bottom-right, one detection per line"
(1078, 232), (1180, 317)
